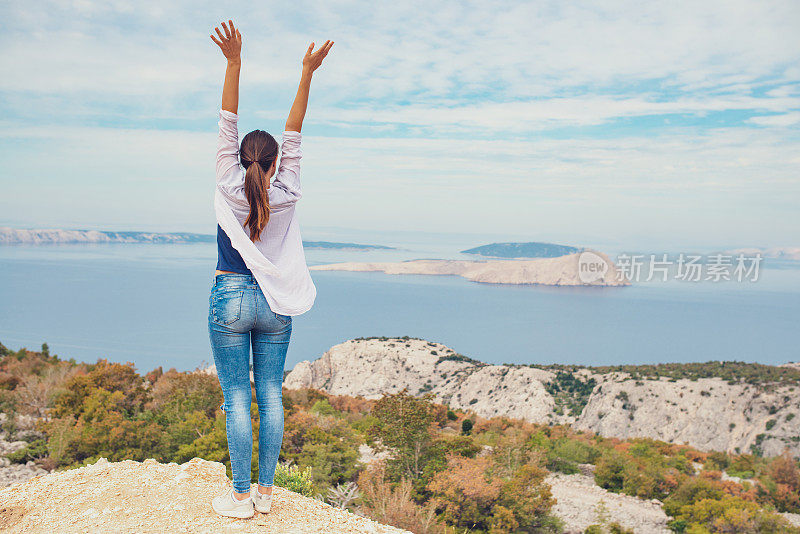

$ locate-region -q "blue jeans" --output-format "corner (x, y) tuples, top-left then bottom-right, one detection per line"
(208, 273), (292, 493)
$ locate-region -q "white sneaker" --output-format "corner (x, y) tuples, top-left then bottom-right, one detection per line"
(211, 488), (254, 519)
(252, 487), (273, 513)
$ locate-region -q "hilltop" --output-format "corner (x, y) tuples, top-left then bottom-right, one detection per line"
(0, 457), (408, 534)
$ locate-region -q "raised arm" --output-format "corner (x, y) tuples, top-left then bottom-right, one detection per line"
(285, 40), (334, 132)
(211, 20), (243, 186)
(211, 20), (242, 114)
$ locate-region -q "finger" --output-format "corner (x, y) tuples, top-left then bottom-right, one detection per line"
(236, 29), (241, 44)
(319, 40), (333, 56)
(221, 21), (231, 39)
(215, 27), (225, 41)
(229, 19), (236, 36)
(307, 42), (315, 55)
(210, 34), (223, 47)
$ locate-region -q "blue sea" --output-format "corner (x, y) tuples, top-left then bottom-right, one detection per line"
(1, 238), (798, 373)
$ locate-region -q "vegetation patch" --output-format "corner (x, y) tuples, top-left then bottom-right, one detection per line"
(590, 361), (800, 387)
(544, 371), (597, 417)
(435, 352), (483, 366)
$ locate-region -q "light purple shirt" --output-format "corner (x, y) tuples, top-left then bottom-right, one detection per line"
(215, 108), (316, 316)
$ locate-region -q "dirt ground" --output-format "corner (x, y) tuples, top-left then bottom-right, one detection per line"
(0, 457), (409, 534)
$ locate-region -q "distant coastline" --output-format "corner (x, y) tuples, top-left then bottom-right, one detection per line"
(0, 227), (393, 250)
(727, 246), (800, 261)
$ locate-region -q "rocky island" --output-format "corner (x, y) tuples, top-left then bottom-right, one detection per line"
(310, 251), (628, 286)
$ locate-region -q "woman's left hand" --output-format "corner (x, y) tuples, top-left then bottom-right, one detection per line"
(211, 20), (242, 62)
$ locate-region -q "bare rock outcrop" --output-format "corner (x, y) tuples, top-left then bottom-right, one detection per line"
(285, 338), (800, 457)
(0, 457), (409, 534)
(574, 375), (800, 457)
(546, 473), (670, 533)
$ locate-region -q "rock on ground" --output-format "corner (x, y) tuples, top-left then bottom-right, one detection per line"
(0, 429), (50, 488)
(784, 512), (800, 527)
(546, 473), (670, 533)
(0, 457), (410, 534)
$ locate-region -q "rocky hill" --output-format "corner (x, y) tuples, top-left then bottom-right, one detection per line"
(284, 337), (800, 458)
(0, 457), (409, 534)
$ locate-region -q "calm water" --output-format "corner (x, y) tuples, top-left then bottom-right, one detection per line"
(1, 242), (798, 373)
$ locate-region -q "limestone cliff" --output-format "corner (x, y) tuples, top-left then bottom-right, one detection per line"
(284, 338), (800, 457)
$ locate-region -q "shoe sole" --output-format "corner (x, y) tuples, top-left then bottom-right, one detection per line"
(212, 501), (254, 519)
(253, 496), (272, 513)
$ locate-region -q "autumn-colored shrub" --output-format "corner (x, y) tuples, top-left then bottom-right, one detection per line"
(760, 450), (800, 513)
(427, 452), (557, 533)
(357, 462), (439, 534)
(52, 359), (149, 419)
(663, 476), (725, 517)
(671, 495), (800, 533)
(594, 449), (631, 492)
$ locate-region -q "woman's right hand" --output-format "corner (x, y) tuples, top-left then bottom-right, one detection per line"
(211, 20), (242, 62)
(302, 40), (334, 75)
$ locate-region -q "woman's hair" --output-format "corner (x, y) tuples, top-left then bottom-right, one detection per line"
(240, 130), (279, 242)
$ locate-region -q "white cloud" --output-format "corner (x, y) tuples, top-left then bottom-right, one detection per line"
(748, 112), (800, 127)
(271, 93), (800, 133)
(2, 0), (799, 115)
(1, 121), (798, 243)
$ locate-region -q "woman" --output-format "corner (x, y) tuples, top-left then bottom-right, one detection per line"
(208, 20), (332, 519)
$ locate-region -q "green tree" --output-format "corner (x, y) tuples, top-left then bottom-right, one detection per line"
(594, 449), (630, 492)
(371, 389), (435, 482)
(663, 477), (726, 518)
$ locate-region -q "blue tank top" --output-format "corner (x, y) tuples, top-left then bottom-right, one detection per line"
(216, 224), (252, 274)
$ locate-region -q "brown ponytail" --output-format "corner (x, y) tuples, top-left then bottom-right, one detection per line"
(240, 130), (279, 242)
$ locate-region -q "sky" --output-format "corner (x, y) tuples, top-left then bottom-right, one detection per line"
(1, 0), (799, 250)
